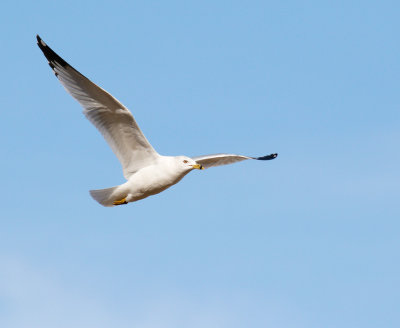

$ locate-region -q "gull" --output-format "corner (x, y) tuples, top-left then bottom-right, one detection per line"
(36, 35), (278, 207)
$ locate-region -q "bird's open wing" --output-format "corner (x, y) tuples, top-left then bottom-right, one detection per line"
(192, 153), (277, 169)
(36, 35), (159, 179)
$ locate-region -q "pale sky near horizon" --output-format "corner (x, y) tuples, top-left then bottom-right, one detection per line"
(1, 1), (399, 327)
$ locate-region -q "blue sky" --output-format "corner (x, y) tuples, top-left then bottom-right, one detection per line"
(1, 1), (399, 327)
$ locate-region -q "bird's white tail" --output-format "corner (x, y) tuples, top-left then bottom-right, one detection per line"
(89, 186), (120, 207)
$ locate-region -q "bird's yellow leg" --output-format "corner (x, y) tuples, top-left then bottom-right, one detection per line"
(113, 197), (128, 206)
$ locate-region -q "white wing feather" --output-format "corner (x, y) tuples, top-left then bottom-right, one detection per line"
(37, 35), (159, 179)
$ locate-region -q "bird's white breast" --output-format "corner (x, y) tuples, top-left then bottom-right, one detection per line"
(124, 161), (189, 201)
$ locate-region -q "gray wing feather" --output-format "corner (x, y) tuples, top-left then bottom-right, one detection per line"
(192, 153), (277, 169)
(36, 35), (159, 179)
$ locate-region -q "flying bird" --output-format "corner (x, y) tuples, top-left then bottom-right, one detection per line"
(36, 35), (277, 207)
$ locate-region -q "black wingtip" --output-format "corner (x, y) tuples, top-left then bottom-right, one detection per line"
(36, 35), (69, 68)
(36, 34), (47, 50)
(256, 153), (278, 161)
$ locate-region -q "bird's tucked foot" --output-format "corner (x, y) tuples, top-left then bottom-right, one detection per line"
(113, 197), (128, 206)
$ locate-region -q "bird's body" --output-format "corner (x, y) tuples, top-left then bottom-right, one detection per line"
(91, 156), (196, 206)
(36, 35), (277, 207)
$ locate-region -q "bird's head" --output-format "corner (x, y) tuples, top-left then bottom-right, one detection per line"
(176, 156), (204, 171)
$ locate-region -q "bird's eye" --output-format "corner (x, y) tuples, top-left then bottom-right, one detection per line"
(183, 160), (188, 163)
